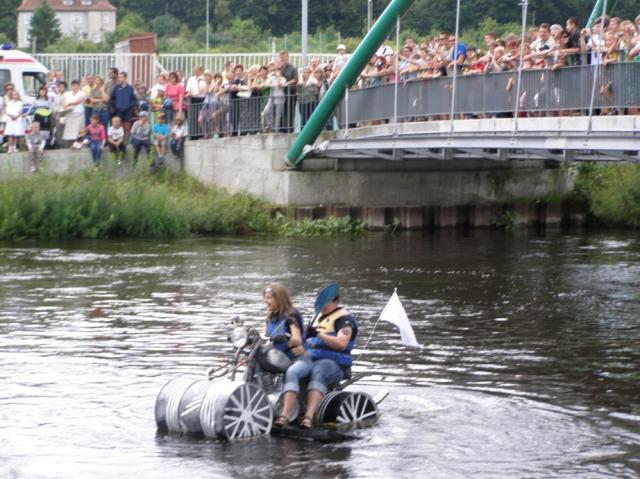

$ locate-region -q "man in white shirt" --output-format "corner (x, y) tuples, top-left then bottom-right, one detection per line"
(185, 65), (206, 138)
(332, 44), (349, 77)
(185, 65), (205, 98)
(530, 23), (556, 66)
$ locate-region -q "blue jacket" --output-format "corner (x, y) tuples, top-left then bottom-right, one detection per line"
(266, 310), (305, 359)
(110, 83), (136, 113)
(304, 308), (357, 367)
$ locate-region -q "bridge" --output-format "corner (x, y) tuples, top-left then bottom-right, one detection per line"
(307, 62), (640, 164)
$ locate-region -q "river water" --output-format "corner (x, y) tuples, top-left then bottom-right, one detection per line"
(1, 230), (639, 478)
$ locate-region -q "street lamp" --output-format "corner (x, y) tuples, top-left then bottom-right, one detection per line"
(368, 0), (373, 31)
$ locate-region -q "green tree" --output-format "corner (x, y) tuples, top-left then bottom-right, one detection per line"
(28, 1), (62, 50)
(151, 14), (180, 37)
(106, 12), (149, 44)
(0, 0), (21, 43)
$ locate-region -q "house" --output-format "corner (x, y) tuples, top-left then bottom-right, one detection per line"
(16, 0), (117, 48)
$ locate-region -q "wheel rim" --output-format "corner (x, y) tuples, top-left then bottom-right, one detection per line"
(336, 392), (379, 424)
(221, 383), (273, 440)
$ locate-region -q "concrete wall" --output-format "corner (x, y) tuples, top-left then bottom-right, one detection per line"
(183, 133), (574, 208)
(0, 148), (181, 178)
(0, 149), (93, 177)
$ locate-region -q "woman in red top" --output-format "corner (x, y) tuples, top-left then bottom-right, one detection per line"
(86, 114), (106, 165)
(164, 71), (185, 124)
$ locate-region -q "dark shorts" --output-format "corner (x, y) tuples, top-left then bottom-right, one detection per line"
(114, 109), (133, 123)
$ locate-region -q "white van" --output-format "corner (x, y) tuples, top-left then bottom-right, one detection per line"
(0, 46), (49, 106)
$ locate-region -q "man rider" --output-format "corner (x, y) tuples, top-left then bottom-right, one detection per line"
(275, 282), (357, 429)
(300, 282), (358, 429)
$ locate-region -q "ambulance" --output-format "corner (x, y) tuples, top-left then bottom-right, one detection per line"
(0, 45), (49, 105)
(0, 45), (51, 140)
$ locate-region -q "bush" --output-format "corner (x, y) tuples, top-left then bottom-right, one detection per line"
(573, 163), (640, 228)
(0, 171), (271, 239)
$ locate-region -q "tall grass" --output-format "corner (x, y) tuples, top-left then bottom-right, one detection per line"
(0, 171), (274, 240)
(573, 163), (640, 228)
(0, 170), (370, 239)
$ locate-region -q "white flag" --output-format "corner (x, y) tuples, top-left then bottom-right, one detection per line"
(379, 289), (420, 348)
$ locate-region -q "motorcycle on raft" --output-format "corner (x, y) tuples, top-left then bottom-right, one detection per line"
(155, 318), (383, 442)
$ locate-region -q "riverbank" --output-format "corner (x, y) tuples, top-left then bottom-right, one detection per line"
(1, 163), (637, 240)
(570, 163), (640, 228)
(0, 170), (366, 240)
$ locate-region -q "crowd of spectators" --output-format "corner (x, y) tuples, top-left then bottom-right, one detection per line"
(1, 13), (640, 170)
(358, 15), (640, 84)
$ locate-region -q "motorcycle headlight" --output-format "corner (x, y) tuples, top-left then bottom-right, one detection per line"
(229, 326), (248, 349)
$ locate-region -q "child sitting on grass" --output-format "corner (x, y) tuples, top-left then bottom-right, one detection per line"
(108, 116), (126, 163)
(71, 127), (89, 150)
(26, 121), (45, 172)
(170, 114), (187, 159)
(130, 111), (151, 161)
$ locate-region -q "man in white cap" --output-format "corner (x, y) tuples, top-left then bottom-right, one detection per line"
(332, 43), (349, 80)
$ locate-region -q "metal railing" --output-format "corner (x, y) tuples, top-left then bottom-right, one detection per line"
(34, 52), (337, 87)
(341, 62), (640, 124)
(185, 92), (324, 138)
(35, 53), (157, 86)
(157, 53), (336, 77)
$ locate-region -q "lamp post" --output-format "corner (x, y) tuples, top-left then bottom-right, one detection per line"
(205, 0), (210, 52)
(368, 0), (373, 31)
(302, 0), (309, 66)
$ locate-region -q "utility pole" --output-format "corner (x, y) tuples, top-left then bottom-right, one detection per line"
(302, 0), (308, 66)
(206, 0), (210, 51)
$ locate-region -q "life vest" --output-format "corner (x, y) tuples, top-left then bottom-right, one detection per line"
(266, 310), (305, 359)
(305, 308), (357, 367)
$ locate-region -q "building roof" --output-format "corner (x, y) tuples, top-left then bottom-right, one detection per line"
(17, 0), (117, 12)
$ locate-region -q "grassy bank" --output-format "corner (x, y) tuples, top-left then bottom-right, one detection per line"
(0, 171), (273, 239)
(0, 171), (367, 240)
(572, 163), (640, 228)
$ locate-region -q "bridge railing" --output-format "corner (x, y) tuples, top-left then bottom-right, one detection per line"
(340, 62), (640, 126)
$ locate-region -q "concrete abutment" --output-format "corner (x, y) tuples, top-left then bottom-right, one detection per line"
(184, 133), (583, 230)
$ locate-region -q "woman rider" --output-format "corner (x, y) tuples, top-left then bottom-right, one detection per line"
(263, 285), (312, 428)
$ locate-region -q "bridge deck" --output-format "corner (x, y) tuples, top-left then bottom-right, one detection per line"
(308, 117), (640, 163)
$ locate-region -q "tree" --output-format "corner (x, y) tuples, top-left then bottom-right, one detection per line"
(106, 12), (149, 44)
(151, 14), (180, 37)
(0, 0), (21, 43)
(28, 1), (61, 50)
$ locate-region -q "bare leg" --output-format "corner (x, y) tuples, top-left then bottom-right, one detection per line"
(279, 391), (298, 421)
(302, 389), (324, 427)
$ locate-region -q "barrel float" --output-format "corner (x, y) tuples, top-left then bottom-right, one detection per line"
(155, 378), (195, 433)
(200, 380), (273, 440)
(176, 379), (210, 434)
(316, 391), (379, 425)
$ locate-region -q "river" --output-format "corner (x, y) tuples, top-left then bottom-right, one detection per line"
(1, 230), (639, 478)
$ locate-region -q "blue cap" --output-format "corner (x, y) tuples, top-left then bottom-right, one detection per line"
(314, 283), (340, 314)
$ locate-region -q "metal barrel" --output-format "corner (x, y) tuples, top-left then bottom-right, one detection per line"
(199, 380), (273, 441)
(316, 391), (379, 425)
(176, 379), (210, 435)
(154, 378), (195, 432)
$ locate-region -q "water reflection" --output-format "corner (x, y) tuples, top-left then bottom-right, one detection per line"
(1, 231), (639, 478)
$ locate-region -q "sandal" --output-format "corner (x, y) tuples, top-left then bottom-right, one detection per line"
(274, 415), (289, 428)
(299, 415), (313, 429)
